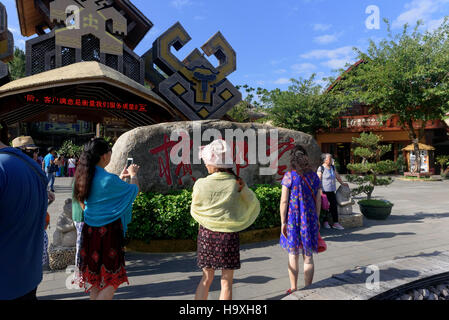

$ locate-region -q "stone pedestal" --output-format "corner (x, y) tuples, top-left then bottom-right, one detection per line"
(48, 244), (76, 271)
(339, 213), (363, 229)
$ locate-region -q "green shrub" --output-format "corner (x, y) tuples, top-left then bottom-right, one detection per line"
(249, 184), (282, 230)
(127, 184), (282, 242)
(127, 190), (197, 242)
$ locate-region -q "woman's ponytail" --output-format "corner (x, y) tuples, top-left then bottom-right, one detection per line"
(74, 138), (110, 203)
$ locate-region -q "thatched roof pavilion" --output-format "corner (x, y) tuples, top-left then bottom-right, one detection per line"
(402, 143), (436, 152)
(0, 61), (187, 128)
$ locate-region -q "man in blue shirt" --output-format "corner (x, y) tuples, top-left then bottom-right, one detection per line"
(0, 124), (49, 300)
(43, 147), (57, 192)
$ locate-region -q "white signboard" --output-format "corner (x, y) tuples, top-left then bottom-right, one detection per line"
(410, 150), (429, 173)
(346, 116), (380, 128)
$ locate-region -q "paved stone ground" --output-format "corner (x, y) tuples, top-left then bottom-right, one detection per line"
(38, 176), (449, 300)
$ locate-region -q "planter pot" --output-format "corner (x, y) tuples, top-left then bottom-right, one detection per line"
(358, 200), (393, 220)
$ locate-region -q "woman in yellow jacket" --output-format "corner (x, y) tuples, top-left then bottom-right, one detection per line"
(191, 139), (260, 300)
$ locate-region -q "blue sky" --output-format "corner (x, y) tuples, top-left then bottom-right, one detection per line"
(3, 0), (449, 91)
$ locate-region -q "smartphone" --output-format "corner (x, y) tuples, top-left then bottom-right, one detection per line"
(127, 158), (134, 168)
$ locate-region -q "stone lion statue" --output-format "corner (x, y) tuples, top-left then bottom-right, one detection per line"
(52, 199), (77, 247)
(49, 198), (77, 270)
(336, 185), (355, 216)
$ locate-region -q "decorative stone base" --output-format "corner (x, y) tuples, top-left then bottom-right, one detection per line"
(48, 244), (76, 271)
(404, 172), (432, 178)
(339, 213), (363, 229)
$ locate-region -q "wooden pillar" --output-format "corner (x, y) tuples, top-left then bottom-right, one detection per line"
(96, 123), (101, 138)
(394, 143), (398, 162)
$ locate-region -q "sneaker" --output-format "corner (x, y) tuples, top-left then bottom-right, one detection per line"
(323, 222), (331, 229)
(332, 223), (345, 230)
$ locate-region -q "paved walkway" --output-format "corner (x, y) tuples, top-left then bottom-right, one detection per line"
(37, 177), (449, 300)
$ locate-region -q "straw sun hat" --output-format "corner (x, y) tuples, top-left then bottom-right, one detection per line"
(12, 136), (39, 150)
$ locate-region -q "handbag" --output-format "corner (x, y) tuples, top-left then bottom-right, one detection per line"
(298, 172), (327, 253)
(318, 233), (327, 253)
(49, 164), (58, 173)
(321, 193), (330, 211)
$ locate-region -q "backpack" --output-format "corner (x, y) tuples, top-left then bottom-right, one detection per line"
(319, 165), (336, 175)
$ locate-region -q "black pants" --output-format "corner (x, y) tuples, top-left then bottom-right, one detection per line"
(323, 191), (339, 224)
(13, 288), (37, 301)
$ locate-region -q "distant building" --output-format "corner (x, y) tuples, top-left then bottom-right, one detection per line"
(316, 60), (449, 174)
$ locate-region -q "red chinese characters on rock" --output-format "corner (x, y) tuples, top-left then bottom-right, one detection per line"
(150, 135), (196, 186)
(270, 137), (296, 180)
(149, 135), (296, 187)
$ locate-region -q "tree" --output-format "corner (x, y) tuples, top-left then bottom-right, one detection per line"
(240, 74), (347, 136)
(228, 85), (267, 123)
(8, 47), (26, 80)
(346, 132), (398, 200)
(58, 140), (82, 158)
(336, 18), (449, 173)
(227, 101), (251, 123)
(436, 155), (449, 175)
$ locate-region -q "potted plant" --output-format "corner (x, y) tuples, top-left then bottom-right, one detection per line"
(436, 155), (449, 178)
(346, 133), (398, 220)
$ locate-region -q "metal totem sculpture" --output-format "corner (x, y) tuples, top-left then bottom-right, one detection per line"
(50, 0), (127, 56)
(143, 22), (242, 120)
(0, 2), (14, 85)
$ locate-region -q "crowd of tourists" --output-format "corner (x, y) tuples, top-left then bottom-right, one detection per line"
(0, 120), (347, 301)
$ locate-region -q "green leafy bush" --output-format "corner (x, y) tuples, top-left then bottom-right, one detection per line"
(127, 184), (282, 242)
(249, 184), (282, 230)
(436, 155), (449, 175)
(58, 140), (83, 158)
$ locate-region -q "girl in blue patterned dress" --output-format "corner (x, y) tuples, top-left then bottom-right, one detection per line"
(280, 146), (322, 295)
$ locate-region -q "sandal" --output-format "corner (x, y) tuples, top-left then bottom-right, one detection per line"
(286, 289), (297, 295)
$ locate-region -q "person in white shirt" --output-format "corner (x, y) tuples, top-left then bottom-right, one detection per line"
(68, 157), (77, 177)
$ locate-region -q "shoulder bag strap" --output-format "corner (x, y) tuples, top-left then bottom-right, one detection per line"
(298, 172), (317, 203)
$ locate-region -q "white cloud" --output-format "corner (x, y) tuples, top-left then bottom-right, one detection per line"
(301, 46), (356, 71)
(274, 69), (287, 74)
(393, 0), (449, 29)
(291, 62), (316, 74)
(274, 78), (291, 85)
(321, 59), (352, 70)
(427, 17), (446, 31)
(194, 15), (206, 20)
(313, 33), (340, 45)
(171, 0), (193, 9)
(313, 23), (332, 32)
(300, 46), (354, 60)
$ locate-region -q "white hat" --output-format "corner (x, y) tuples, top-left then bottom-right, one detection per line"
(199, 139), (234, 169)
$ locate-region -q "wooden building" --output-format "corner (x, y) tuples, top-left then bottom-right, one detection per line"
(316, 60), (449, 174)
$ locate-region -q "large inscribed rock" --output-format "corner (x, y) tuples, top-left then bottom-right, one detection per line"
(106, 120), (321, 193)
